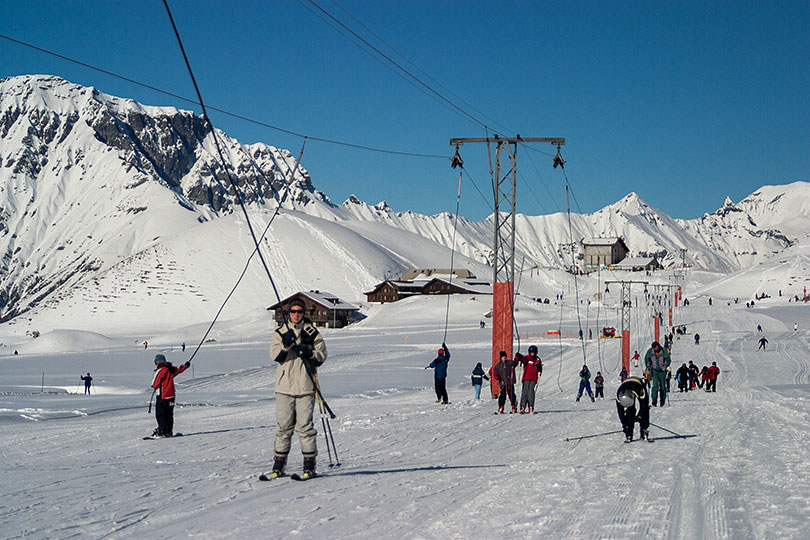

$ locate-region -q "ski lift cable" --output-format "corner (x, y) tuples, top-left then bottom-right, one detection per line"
(442, 149), (464, 344)
(162, 0), (290, 325)
(560, 158), (588, 366)
(0, 33), (450, 162)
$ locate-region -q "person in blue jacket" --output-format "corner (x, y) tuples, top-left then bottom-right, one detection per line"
(80, 373), (93, 395)
(426, 343), (451, 404)
(471, 362), (489, 399)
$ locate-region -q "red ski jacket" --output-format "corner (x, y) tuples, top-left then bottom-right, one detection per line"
(151, 362), (189, 400)
(707, 365), (720, 380)
(516, 353), (543, 382)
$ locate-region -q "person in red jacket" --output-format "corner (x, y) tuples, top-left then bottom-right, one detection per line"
(516, 345), (543, 413)
(150, 353), (190, 438)
(705, 362), (720, 392)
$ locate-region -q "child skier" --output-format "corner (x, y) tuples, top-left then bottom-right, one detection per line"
(594, 371), (605, 399)
(576, 365), (595, 402)
(471, 362), (489, 400)
(150, 353), (190, 438)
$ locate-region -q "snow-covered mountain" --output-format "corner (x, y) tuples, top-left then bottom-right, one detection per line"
(1, 75), (807, 329)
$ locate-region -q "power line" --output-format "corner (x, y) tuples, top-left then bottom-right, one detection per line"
(300, 0), (489, 131)
(0, 32), (449, 161)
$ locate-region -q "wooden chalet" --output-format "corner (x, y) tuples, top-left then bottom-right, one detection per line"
(365, 269), (491, 303)
(611, 256), (663, 272)
(268, 290), (359, 328)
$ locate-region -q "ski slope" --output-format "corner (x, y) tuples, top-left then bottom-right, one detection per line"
(1, 294), (809, 539)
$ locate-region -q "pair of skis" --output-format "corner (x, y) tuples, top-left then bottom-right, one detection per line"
(258, 472), (318, 482)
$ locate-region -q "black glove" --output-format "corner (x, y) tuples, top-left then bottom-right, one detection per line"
(292, 344), (313, 360)
(185, 361), (191, 368)
(279, 329), (296, 348)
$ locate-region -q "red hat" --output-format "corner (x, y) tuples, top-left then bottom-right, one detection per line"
(438, 348), (444, 355)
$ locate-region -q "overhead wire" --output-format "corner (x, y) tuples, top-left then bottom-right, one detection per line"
(0, 32), (449, 161)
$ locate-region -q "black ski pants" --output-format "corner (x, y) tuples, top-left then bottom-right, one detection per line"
(595, 385), (604, 399)
(705, 379), (717, 392)
(434, 377), (448, 404)
(155, 397), (175, 435)
(498, 384), (516, 409)
(616, 399), (649, 438)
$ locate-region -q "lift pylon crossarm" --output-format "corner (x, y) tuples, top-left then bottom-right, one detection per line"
(450, 137), (565, 146)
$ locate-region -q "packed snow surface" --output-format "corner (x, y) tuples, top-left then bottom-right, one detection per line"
(1, 285), (809, 539)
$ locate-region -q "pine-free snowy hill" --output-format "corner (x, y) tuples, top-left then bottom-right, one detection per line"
(1, 75), (808, 331)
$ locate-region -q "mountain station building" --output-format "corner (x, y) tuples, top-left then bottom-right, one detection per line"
(365, 268), (491, 303)
(582, 237), (630, 272)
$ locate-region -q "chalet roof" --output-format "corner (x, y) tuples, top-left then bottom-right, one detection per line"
(399, 268), (475, 281)
(425, 277), (492, 295)
(269, 291), (359, 311)
(583, 237), (630, 250)
(612, 257), (659, 269)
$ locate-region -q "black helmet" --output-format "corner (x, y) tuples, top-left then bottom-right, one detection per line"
(154, 353), (166, 364)
(528, 345), (538, 354)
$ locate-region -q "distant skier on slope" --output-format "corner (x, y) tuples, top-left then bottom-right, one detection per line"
(471, 362), (489, 400)
(758, 336), (769, 351)
(80, 373), (93, 395)
(594, 371), (605, 400)
(694, 333), (701, 345)
(576, 365), (595, 402)
(676, 363), (690, 392)
(493, 351), (517, 413)
(616, 376), (650, 443)
(644, 341), (670, 407)
(426, 343), (451, 404)
(705, 362), (720, 392)
(516, 345), (542, 413)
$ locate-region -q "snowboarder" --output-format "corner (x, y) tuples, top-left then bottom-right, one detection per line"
(493, 351), (517, 413)
(576, 365), (595, 402)
(644, 341), (671, 407)
(705, 362), (720, 392)
(616, 376), (650, 442)
(676, 363), (690, 392)
(80, 373), (92, 395)
(426, 343), (451, 404)
(694, 333), (700, 345)
(471, 362), (489, 400)
(150, 353), (190, 438)
(269, 299), (327, 479)
(758, 336), (768, 350)
(516, 345), (542, 413)
(594, 371), (605, 399)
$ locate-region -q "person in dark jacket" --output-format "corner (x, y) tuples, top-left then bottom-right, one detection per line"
(516, 345), (542, 413)
(616, 376), (650, 442)
(688, 361), (700, 390)
(471, 362), (489, 400)
(426, 343), (451, 404)
(576, 365), (595, 402)
(619, 367), (628, 382)
(758, 336), (768, 350)
(676, 363), (690, 392)
(150, 353), (190, 438)
(594, 371), (605, 399)
(694, 333), (700, 345)
(80, 373), (93, 395)
(493, 351), (517, 413)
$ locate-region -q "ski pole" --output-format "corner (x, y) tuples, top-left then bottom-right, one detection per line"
(565, 429), (623, 442)
(324, 413), (341, 467)
(148, 388), (156, 413)
(304, 363), (336, 419)
(316, 395), (334, 467)
(649, 421), (687, 438)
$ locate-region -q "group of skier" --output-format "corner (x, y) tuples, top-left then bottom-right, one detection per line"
(675, 361), (720, 392)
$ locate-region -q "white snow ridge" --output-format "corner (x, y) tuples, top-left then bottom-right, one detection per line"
(1, 74), (810, 539)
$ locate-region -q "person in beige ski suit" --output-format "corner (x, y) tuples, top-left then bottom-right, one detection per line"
(269, 299), (327, 477)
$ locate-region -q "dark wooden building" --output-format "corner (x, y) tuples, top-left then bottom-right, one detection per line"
(268, 291), (359, 328)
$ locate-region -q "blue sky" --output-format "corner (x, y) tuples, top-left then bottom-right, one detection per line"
(2, 0), (808, 221)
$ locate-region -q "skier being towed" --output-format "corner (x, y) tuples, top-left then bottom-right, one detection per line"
(616, 375), (650, 443)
